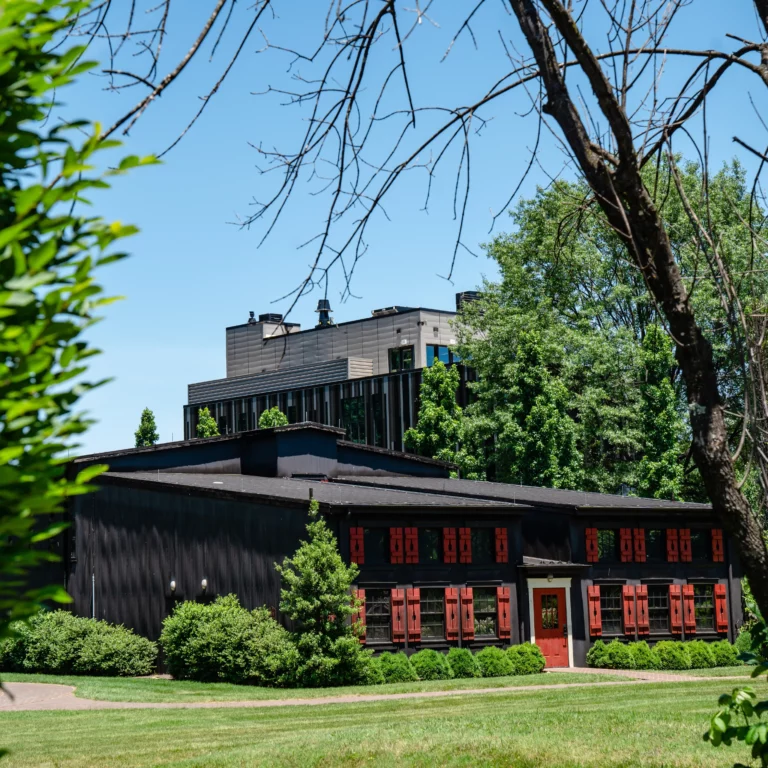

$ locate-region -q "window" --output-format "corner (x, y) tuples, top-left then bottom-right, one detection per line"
(646, 529), (665, 562)
(693, 584), (715, 631)
(471, 529), (494, 565)
(389, 346), (414, 372)
(420, 589), (445, 639)
(286, 405), (298, 424)
(597, 530), (619, 562)
(540, 594), (559, 629)
(371, 391), (386, 448)
(600, 585), (623, 634)
(364, 528), (388, 566)
(690, 531), (709, 561)
(426, 344), (452, 367)
(365, 590), (392, 642)
(473, 588), (497, 637)
(647, 586), (669, 633)
(341, 395), (365, 443)
(419, 528), (441, 563)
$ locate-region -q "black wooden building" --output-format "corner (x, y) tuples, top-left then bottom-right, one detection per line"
(65, 423), (741, 668)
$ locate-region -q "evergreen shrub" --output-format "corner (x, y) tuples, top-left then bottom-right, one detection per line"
(508, 643), (546, 674)
(735, 628), (754, 658)
(410, 649), (453, 680)
(604, 640), (633, 669)
(687, 639), (716, 669)
(655, 640), (692, 670)
(377, 652), (418, 683)
(586, 639), (609, 668)
(711, 640), (740, 667)
(447, 647), (481, 678)
(476, 646), (515, 677)
(628, 641), (660, 670)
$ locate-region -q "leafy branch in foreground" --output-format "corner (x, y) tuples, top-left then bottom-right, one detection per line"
(0, 0), (155, 636)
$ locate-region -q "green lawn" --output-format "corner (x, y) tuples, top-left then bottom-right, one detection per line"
(0, 671), (622, 703)
(0, 680), (755, 767)
(685, 665), (754, 677)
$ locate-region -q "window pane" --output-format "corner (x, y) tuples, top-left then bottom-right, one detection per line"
(426, 345), (436, 367)
(597, 530), (618, 562)
(438, 345), (450, 365)
(341, 395), (365, 443)
(694, 585), (715, 630)
(690, 531), (709, 561)
(402, 347), (414, 370)
(364, 528), (388, 565)
(420, 588), (445, 639)
(474, 587), (496, 637)
(419, 529), (441, 563)
(366, 589), (391, 642)
(600, 585), (623, 634)
(541, 594), (559, 629)
(471, 529), (493, 564)
(647, 586), (669, 633)
(646, 530), (664, 562)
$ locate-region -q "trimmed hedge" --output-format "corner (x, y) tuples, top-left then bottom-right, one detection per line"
(409, 649), (453, 680)
(476, 646), (515, 677)
(377, 652), (418, 683)
(447, 647), (481, 678)
(654, 641), (692, 670)
(507, 643), (546, 675)
(628, 641), (660, 670)
(0, 611), (157, 676)
(686, 640), (715, 669)
(712, 639), (740, 667)
(588, 638), (741, 671)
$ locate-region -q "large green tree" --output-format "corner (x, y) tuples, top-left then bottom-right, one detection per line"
(195, 407), (219, 438)
(134, 408), (159, 448)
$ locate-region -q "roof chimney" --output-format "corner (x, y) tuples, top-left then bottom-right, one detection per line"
(315, 298), (332, 328)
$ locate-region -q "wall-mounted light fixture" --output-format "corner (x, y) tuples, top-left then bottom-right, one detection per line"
(547, 573), (554, 583)
(201, 578), (208, 592)
(170, 580), (177, 593)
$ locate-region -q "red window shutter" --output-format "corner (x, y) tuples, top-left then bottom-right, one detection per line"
(390, 527), (404, 564)
(585, 528), (599, 563)
(494, 528), (509, 564)
(666, 529), (679, 563)
(622, 585), (636, 635)
(406, 588), (421, 643)
(445, 587), (459, 640)
(712, 529), (724, 563)
(443, 528), (457, 564)
(352, 588), (366, 643)
(636, 585), (650, 635)
(679, 529), (692, 562)
(633, 529), (646, 563)
(619, 528), (633, 562)
(496, 587), (511, 640)
(587, 585), (602, 636)
(391, 588), (405, 642)
(349, 527), (364, 564)
(669, 584), (683, 633)
(460, 587), (475, 641)
(682, 584), (696, 634)
(459, 528), (472, 564)
(405, 527), (419, 564)
(714, 584), (729, 633)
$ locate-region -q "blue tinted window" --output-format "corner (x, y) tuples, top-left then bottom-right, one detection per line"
(438, 345), (450, 365)
(426, 345), (436, 367)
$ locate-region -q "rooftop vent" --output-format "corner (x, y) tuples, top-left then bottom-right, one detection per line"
(248, 311), (257, 325)
(455, 291), (480, 311)
(315, 299), (332, 328)
(258, 313), (284, 324)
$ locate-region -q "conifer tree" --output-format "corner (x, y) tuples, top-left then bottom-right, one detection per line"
(134, 407), (159, 448)
(195, 407), (220, 438)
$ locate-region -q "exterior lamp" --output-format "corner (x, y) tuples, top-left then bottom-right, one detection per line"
(201, 578), (208, 592)
(547, 573), (554, 582)
(169, 580), (176, 593)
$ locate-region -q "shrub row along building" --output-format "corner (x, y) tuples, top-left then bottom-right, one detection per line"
(65, 422), (740, 668)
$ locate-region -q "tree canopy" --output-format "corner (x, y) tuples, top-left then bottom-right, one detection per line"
(134, 408), (159, 448)
(195, 407), (219, 438)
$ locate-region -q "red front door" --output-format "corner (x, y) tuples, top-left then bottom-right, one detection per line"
(533, 588), (569, 668)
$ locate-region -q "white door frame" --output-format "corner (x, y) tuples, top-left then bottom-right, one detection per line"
(527, 577), (574, 668)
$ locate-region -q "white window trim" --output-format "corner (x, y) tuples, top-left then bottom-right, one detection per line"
(527, 577), (574, 668)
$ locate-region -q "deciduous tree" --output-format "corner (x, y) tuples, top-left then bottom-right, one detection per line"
(195, 407), (219, 438)
(134, 408), (159, 448)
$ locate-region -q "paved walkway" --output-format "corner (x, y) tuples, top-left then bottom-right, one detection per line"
(0, 670), (744, 713)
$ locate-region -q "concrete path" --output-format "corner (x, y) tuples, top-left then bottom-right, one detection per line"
(0, 670), (744, 713)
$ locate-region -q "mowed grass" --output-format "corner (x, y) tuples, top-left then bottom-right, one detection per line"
(685, 665), (754, 677)
(0, 671), (624, 703)
(0, 680), (754, 767)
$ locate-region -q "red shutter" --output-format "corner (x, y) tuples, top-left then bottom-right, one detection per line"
(405, 527), (419, 564)
(714, 584), (729, 633)
(585, 528), (599, 563)
(636, 585), (650, 635)
(406, 588), (421, 643)
(496, 586), (511, 640)
(349, 527), (364, 564)
(459, 528), (472, 564)
(352, 588), (365, 643)
(712, 529), (724, 563)
(391, 588), (405, 642)
(390, 527), (404, 564)
(619, 528), (633, 562)
(495, 528), (509, 564)
(633, 529), (646, 563)
(460, 587), (475, 641)
(682, 584), (696, 634)
(443, 528), (457, 564)
(445, 587), (459, 640)
(587, 585), (602, 636)
(679, 529), (692, 562)
(666, 529), (679, 562)
(669, 584), (683, 633)
(622, 585), (636, 635)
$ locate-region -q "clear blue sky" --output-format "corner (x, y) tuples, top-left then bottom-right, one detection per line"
(62, 0), (765, 454)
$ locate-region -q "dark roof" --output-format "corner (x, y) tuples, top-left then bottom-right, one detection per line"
(333, 475), (711, 511)
(102, 472), (525, 511)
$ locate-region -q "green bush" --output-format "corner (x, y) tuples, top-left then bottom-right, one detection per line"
(410, 649), (453, 681)
(377, 652), (418, 683)
(605, 640), (633, 669)
(476, 646), (515, 677)
(508, 643), (546, 675)
(711, 639), (740, 668)
(735, 628), (755, 658)
(586, 639), (609, 668)
(655, 640), (692, 670)
(447, 647), (481, 678)
(160, 595), (296, 686)
(0, 611), (157, 676)
(686, 640), (716, 669)
(628, 641), (660, 670)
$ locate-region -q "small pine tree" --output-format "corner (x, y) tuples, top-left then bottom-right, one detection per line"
(134, 407), (159, 448)
(259, 407), (289, 429)
(196, 407), (220, 438)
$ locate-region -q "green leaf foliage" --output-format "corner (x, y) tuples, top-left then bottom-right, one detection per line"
(195, 407), (220, 438)
(475, 645), (515, 677)
(687, 639), (716, 670)
(0, 0), (152, 636)
(377, 651), (418, 683)
(134, 407), (159, 448)
(259, 407), (289, 429)
(653, 641), (692, 671)
(446, 647), (481, 679)
(409, 649), (453, 681)
(627, 641), (660, 670)
(507, 643), (546, 675)
(711, 639), (740, 668)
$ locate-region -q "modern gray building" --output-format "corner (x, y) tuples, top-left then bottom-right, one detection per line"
(184, 294), (478, 451)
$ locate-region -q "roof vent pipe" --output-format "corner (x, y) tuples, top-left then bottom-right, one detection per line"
(316, 298), (332, 328)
